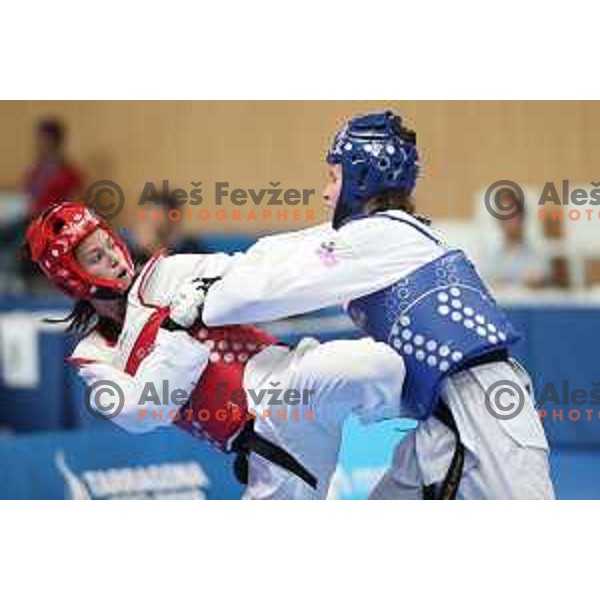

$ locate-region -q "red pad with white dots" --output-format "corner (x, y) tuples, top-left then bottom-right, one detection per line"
(125, 309), (278, 451)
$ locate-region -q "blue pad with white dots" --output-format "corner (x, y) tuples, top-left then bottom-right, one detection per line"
(347, 250), (521, 420)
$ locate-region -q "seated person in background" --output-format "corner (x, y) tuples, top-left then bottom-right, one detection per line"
(24, 118), (84, 215)
(120, 192), (205, 266)
(480, 190), (551, 290)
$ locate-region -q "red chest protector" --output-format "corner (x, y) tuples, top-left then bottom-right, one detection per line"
(123, 306), (277, 451)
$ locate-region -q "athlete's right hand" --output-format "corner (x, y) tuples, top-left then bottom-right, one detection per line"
(169, 277), (220, 328)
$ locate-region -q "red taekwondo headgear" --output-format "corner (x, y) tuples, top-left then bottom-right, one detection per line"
(25, 202), (134, 300)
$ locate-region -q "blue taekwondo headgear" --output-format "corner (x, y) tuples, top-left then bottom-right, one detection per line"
(327, 110), (419, 229)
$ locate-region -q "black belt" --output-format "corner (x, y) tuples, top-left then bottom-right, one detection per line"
(456, 348), (509, 373)
(422, 402), (464, 500)
(422, 348), (510, 500)
(231, 419), (318, 490)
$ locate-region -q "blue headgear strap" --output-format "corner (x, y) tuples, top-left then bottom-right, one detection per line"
(327, 110), (419, 229)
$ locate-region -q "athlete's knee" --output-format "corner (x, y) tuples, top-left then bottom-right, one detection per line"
(330, 341), (405, 410)
(302, 338), (404, 394)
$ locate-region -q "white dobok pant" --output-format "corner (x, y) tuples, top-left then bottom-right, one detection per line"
(370, 359), (555, 500)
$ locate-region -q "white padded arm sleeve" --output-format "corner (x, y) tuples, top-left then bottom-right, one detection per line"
(76, 330), (209, 434)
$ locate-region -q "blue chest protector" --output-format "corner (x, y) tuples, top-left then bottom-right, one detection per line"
(346, 218), (520, 420)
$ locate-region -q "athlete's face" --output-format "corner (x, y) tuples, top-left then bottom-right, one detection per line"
(322, 164), (342, 213)
(76, 229), (133, 287)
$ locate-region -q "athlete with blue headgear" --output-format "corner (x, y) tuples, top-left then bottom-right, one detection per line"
(179, 110), (554, 499)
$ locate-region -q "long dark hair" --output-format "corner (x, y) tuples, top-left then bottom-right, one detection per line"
(44, 299), (122, 343)
(364, 188), (431, 226)
(43, 299), (119, 341)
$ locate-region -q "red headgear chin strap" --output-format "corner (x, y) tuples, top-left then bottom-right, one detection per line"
(25, 202), (134, 300)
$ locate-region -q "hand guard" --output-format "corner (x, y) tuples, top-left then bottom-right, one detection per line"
(169, 277), (220, 329)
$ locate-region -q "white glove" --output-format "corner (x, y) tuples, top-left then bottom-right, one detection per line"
(169, 277), (217, 328)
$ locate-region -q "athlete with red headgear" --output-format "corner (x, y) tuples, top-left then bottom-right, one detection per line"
(24, 201), (405, 499)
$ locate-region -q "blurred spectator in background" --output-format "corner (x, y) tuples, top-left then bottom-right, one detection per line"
(24, 118), (84, 215)
(1, 118), (84, 294)
(119, 192), (206, 265)
(480, 190), (553, 290)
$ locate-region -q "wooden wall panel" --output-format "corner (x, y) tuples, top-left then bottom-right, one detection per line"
(1, 101), (599, 232)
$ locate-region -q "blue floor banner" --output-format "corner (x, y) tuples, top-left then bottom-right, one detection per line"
(0, 428), (243, 500)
